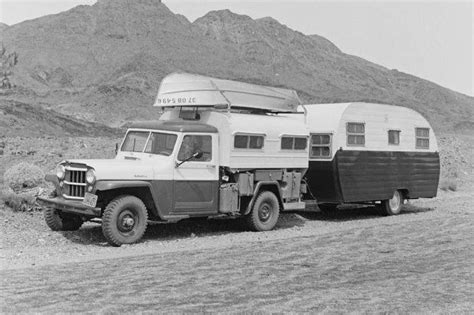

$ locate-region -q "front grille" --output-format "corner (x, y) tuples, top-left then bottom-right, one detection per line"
(63, 167), (87, 199)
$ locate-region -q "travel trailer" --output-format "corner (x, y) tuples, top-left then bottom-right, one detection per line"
(300, 103), (440, 214)
(39, 73), (440, 246)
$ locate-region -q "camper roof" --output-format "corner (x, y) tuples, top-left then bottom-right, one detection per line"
(154, 73), (301, 113)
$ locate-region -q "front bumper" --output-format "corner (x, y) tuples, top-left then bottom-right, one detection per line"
(37, 197), (101, 217)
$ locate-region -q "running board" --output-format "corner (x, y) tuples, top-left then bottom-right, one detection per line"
(283, 202), (306, 211)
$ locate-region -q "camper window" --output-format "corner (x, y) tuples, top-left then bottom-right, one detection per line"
(281, 136), (307, 150)
(310, 134), (331, 158)
(415, 128), (430, 149)
(234, 134), (264, 149)
(388, 130), (400, 145)
(347, 123), (365, 146)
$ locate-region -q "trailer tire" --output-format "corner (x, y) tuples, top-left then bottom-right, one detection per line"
(380, 190), (403, 216)
(44, 207), (83, 231)
(246, 191), (280, 231)
(102, 195), (148, 247)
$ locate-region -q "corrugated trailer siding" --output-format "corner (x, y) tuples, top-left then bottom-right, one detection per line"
(305, 160), (343, 203)
(336, 150), (440, 202)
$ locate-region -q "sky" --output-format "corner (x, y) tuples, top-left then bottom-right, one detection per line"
(0, 0), (472, 96)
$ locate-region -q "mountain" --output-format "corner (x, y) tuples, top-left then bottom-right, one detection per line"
(0, 23), (8, 32)
(0, 0), (472, 133)
(0, 100), (120, 137)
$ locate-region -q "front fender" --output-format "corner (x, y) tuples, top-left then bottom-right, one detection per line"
(94, 180), (161, 217)
(94, 180), (153, 192)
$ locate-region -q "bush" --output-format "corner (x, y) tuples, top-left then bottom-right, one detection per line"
(0, 188), (40, 212)
(439, 178), (458, 192)
(3, 162), (44, 192)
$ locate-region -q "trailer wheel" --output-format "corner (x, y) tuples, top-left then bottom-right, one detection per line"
(44, 207), (83, 231)
(102, 195), (148, 247)
(380, 190), (403, 216)
(246, 191), (280, 231)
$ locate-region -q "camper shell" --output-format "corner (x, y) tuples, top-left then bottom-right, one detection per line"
(301, 103), (440, 205)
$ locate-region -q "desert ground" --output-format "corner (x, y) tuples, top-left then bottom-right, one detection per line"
(0, 132), (473, 312)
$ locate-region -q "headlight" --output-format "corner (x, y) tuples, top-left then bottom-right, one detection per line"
(86, 169), (96, 184)
(56, 164), (66, 180)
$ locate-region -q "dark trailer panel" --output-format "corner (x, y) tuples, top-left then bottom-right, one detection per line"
(306, 149), (440, 203)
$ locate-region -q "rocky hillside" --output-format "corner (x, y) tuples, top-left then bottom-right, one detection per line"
(0, 100), (120, 137)
(0, 0), (472, 132)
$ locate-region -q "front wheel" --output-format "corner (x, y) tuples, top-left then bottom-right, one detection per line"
(380, 190), (403, 216)
(44, 207), (83, 231)
(102, 195), (148, 246)
(246, 191), (280, 231)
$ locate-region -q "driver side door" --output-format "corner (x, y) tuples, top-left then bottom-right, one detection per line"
(172, 133), (219, 215)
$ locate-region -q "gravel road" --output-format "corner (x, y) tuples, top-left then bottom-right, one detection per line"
(1, 185), (473, 313)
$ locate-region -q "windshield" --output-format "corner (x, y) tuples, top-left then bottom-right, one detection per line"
(144, 132), (177, 156)
(121, 131), (178, 156)
(121, 131), (149, 152)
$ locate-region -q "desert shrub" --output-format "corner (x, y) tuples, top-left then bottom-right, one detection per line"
(439, 178), (458, 192)
(0, 187), (39, 212)
(3, 162), (44, 192)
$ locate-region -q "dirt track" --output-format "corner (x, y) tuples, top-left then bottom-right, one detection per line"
(1, 186), (473, 313)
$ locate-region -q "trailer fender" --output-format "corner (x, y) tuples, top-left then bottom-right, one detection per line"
(244, 181), (284, 215)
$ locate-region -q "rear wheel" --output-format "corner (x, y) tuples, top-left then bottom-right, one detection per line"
(44, 207), (83, 231)
(102, 195), (148, 246)
(380, 190), (403, 215)
(246, 191), (280, 231)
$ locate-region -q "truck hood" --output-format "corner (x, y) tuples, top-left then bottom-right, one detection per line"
(65, 157), (172, 181)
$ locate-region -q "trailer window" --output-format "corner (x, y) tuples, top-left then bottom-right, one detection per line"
(415, 128), (430, 149)
(347, 123), (365, 146)
(281, 136), (307, 150)
(310, 134), (331, 158)
(388, 130), (400, 145)
(234, 134), (264, 149)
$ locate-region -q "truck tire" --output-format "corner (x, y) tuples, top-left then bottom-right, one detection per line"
(380, 190), (403, 216)
(102, 195), (148, 246)
(44, 207), (83, 231)
(246, 191), (280, 231)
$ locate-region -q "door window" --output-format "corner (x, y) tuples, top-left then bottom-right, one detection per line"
(177, 135), (212, 161)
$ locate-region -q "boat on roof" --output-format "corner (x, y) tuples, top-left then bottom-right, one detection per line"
(153, 72), (301, 113)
